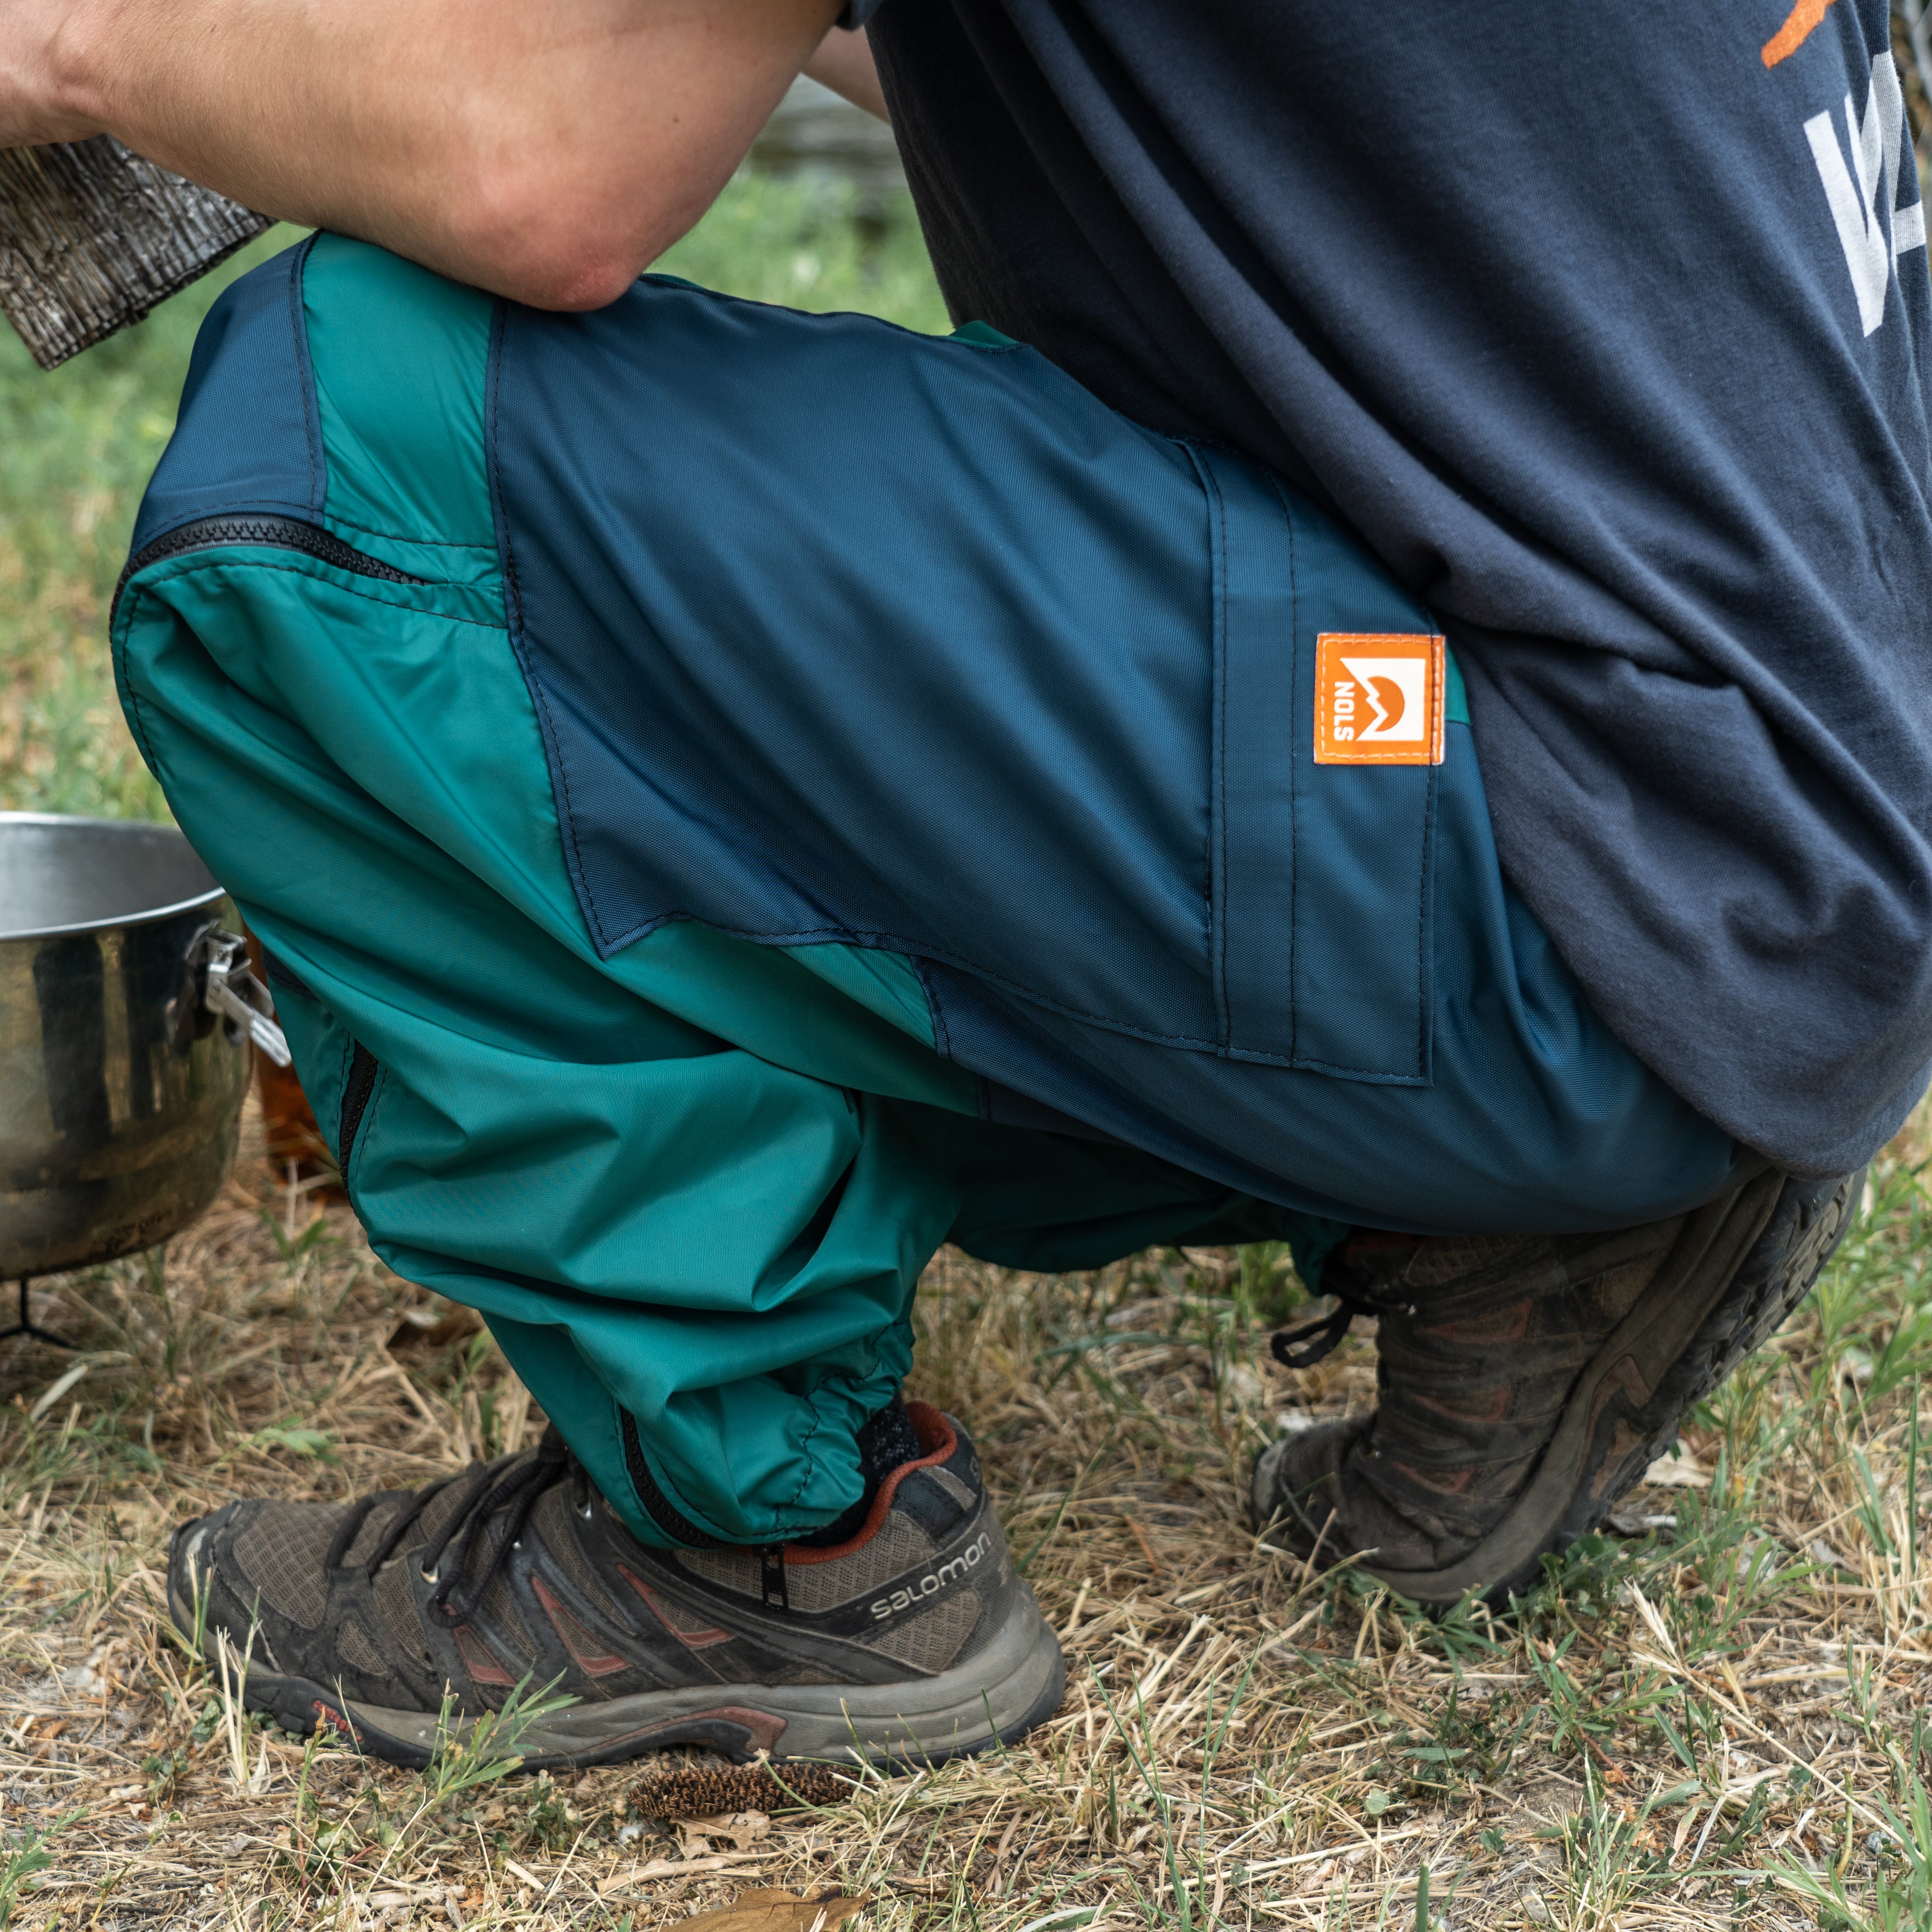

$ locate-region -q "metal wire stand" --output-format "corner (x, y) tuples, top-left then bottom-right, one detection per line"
(0, 1279), (77, 1350)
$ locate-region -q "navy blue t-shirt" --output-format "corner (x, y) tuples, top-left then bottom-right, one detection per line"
(859, 0), (1932, 1178)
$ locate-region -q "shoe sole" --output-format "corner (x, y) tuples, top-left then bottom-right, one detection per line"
(1259, 1168), (1861, 1608)
(166, 1559), (1066, 1772)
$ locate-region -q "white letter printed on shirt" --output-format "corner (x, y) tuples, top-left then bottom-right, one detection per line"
(1806, 48), (1927, 335)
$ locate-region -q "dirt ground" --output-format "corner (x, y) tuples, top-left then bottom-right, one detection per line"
(5, 1099), (1932, 1931)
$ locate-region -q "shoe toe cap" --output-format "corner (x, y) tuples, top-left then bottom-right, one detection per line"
(1252, 1417), (1369, 1541)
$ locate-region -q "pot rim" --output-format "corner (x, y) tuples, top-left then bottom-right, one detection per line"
(0, 810), (227, 942)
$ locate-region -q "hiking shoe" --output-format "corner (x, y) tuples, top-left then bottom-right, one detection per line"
(1251, 1168), (1861, 1606)
(166, 1400), (1062, 1769)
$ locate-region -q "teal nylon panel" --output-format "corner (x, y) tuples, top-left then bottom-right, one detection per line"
(113, 238), (1330, 1545)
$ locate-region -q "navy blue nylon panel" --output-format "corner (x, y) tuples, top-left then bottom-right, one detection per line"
(1273, 472), (1439, 1082)
(488, 275), (1746, 1229)
(492, 278), (1242, 1055)
(133, 236), (325, 551)
(1194, 447), (1436, 1079)
(1192, 443), (1289, 1062)
(930, 720), (1750, 1234)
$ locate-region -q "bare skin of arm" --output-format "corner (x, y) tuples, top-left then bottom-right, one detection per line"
(804, 25), (886, 121)
(0, 0), (846, 307)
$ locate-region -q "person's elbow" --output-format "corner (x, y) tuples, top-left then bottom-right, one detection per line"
(441, 144), (721, 311)
(485, 238), (647, 313)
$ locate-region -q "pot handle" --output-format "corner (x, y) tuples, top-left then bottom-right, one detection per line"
(195, 929), (293, 1067)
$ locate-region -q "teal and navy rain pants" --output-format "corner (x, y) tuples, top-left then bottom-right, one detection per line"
(111, 237), (1749, 1548)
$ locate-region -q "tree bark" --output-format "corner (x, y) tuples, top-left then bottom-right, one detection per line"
(0, 137), (270, 370)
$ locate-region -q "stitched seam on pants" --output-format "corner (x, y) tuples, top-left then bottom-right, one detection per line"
(1213, 463), (1230, 1050)
(1178, 439), (1231, 1055)
(488, 307), (613, 956)
(317, 513), (488, 549)
(1281, 482), (1300, 1067)
(777, 1337), (891, 1533)
(116, 554), (505, 628)
(595, 911), (1238, 1052)
(1414, 763), (1437, 1083)
(111, 586), (166, 780)
(907, 953), (952, 1060)
(287, 238), (323, 518)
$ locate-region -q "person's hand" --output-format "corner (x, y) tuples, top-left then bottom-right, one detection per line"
(0, 0), (108, 146)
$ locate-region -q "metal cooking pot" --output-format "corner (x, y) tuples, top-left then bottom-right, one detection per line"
(0, 812), (289, 1309)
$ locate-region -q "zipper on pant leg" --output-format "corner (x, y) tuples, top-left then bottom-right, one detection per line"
(338, 1041), (379, 1172)
(619, 1409), (723, 1548)
(112, 514), (428, 628)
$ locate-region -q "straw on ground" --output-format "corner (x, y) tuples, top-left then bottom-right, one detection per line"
(4, 1101), (1932, 1930)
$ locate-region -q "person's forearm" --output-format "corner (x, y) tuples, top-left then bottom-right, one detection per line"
(5, 0), (841, 307)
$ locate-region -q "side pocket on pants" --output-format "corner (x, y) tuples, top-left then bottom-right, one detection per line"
(1190, 444), (1438, 1085)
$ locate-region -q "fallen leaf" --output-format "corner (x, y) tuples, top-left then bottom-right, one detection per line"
(389, 1305), (484, 1350)
(679, 1810), (772, 1855)
(1605, 1505), (1676, 1534)
(628, 1853), (769, 1881)
(674, 1887), (871, 1932)
(1642, 1449), (1710, 1489)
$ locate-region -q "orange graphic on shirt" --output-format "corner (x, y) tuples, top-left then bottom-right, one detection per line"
(1762, 0), (1838, 68)
(1313, 633), (1445, 767)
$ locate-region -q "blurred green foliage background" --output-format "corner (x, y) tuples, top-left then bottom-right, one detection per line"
(0, 171), (948, 821)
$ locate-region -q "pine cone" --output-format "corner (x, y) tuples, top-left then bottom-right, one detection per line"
(632, 1760), (857, 1818)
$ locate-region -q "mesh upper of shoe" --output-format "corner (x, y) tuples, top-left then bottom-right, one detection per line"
(785, 1515), (935, 1612)
(1387, 1233), (1530, 1289)
(336, 1611), (395, 1677)
(372, 1552), (433, 1668)
(869, 1589), (980, 1672)
(477, 1566), (533, 1656)
(676, 1512), (939, 1612)
(1591, 1255), (1661, 1325)
(529, 1486), (631, 1628)
(232, 1503), (339, 1630)
(341, 1499), (402, 1566)
(677, 1547), (762, 1597)
(326, 1469), (518, 1665)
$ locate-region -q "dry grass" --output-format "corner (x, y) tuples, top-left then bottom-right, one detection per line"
(6, 1101), (1932, 1930)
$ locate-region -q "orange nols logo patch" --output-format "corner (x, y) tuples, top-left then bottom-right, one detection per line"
(1313, 633), (1446, 767)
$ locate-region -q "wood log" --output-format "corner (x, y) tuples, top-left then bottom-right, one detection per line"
(0, 137), (271, 370)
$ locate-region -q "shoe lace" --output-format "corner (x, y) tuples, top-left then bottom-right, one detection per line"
(323, 1426), (578, 1629)
(1269, 1289), (1372, 1370)
(1270, 1230), (1431, 1371)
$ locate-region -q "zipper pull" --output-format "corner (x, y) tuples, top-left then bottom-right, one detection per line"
(759, 1546), (789, 1611)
